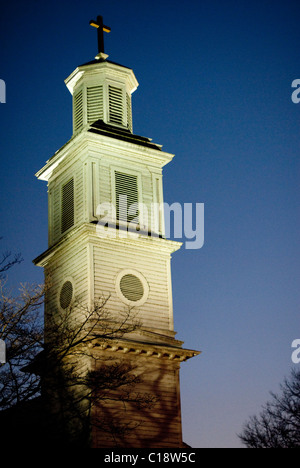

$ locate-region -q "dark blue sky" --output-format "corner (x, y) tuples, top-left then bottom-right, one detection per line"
(1, 0), (299, 448)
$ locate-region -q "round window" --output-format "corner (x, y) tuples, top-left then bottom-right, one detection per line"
(60, 281), (74, 310)
(116, 270), (149, 306)
(120, 274), (144, 302)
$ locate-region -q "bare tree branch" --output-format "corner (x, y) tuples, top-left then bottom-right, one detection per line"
(239, 369), (300, 448)
(0, 261), (155, 447)
(0, 246), (23, 279)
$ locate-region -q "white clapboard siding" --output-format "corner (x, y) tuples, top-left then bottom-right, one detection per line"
(98, 161), (158, 231)
(49, 156), (161, 245)
(44, 243), (89, 324)
(91, 353), (182, 448)
(93, 243), (171, 330)
(98, 163), (110, 206)
(141, 173), (153, 229)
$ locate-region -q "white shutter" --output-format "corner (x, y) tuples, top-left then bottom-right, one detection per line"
(87, 86), (103, 124)
(109, 86), (124, 125)
(73, 90), (83, 132)
(126, 93), (133, 132)
(61, 178), (74, 233)
(115, 171), (139, 223)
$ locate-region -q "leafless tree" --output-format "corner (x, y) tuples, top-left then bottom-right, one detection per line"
(239, 369), (300, 448)
(0, 249), (157, 446)
(42, 298), (157, 446)
(0, 282), (44, 409)
(0, 248), (44, 410)
(0, 245), (23, 280)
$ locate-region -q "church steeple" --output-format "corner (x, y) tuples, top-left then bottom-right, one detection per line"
(34, 15), (199, 448)
(65, 17), (138, 135)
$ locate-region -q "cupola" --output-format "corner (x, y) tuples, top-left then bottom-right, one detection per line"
(65, 60), (138, 134)
(64, 16), (139, 135)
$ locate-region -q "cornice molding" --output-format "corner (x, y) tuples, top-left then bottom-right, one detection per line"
(91, 337), (201, 363)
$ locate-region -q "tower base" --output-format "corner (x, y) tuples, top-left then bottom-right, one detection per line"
(90, 335), (199, 448)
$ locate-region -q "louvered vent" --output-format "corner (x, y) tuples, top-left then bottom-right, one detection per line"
(115, 172), (139, 223)
(87, 86), (103, 124)
(61, 178), (74, 234)
(126, 93), (133, 132)
(109, 86), (124, 126)
(120, 274), (144, 302)
(73, 90), (83, 132)
(60, 281), (73, 309)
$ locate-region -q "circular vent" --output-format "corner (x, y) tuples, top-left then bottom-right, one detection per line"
(60, 281), (73, 310)
(120, 274), (144, 302)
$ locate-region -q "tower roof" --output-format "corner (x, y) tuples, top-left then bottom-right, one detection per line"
(65, 59), (138, 96)
(80, 58), (132, 71)
(88, 120), (162, 151)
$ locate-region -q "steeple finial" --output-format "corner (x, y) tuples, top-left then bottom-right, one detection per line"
(89, 15), (111, 60)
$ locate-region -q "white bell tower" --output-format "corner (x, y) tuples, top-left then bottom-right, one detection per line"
(34, 15), (199, 448)
(66, 58), (138, 134)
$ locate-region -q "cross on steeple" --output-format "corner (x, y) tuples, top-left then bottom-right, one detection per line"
(89, 15), (111, 55)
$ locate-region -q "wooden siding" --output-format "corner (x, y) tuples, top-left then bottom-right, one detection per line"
(92, 240), (171, 331)
(44, 239), (89, 329)
(48, 146), (164, 248)
(98, 159), (163, 233)
(91, 351), (183, 448)
(49, 161), (84, 246)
